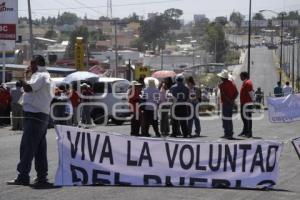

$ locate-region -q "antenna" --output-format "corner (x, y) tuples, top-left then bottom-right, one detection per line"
(107, 0), (112, 19)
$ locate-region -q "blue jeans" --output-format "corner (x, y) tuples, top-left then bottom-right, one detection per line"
(222, 104), (234, 137)
(188, 103), (201, 135)
(17, 111), (49, 180)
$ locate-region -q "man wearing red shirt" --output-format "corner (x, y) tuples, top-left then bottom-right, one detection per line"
(218, 70), (238, 139)
(239, 71), (254, 138)
(128, 81), (143, 136)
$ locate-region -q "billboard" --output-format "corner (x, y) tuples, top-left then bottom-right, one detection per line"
(0, 0), (18, 51)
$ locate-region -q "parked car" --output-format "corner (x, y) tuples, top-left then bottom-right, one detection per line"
(90, 77), (131, 125)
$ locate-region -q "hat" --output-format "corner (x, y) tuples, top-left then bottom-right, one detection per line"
(175, 74), (184, 82)
(217, 69), (229, 79)
(131, 81), (142, 86)
(80, 83), (90, 88)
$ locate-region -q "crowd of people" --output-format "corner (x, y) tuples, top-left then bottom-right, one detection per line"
(127, 70), (257, 140)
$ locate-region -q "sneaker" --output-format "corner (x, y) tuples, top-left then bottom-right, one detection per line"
(7, 178), (30, 186)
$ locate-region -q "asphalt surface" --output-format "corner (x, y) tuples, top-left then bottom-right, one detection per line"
(1, 42), (300, 200)
(0, 111), (300, 200)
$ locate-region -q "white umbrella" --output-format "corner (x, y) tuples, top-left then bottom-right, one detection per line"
(63, 71), (99, 83)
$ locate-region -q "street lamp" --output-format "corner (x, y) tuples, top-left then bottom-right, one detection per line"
(259, 9), (285, 83)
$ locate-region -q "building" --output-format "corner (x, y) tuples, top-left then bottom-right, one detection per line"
(194, 14), (207, 23)
(241, 20), (268, 28)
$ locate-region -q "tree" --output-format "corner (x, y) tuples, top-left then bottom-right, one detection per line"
(203, 22), (228, 63)
(215, 16), (228, 26)
(138, 8), (183, 52)
(57, 12), (79, 26)
(229, 11), (244, 27)
(252, 13), (265, 20)
(65, 26), (89, 59)
(191, 17), (210, 39)
(44, 27), (58, 39)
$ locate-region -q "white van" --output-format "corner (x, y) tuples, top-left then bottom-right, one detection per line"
(90, 77), (131, 125)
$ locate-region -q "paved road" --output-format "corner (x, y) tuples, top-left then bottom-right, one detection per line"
(0, 112), (300, 200)
(1, 37), (299, 199)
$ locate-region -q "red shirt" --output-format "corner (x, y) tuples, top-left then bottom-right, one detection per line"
(0, 89), (11, 108)
(240, 79), (253, 105)
(128, 86), (142, 113)
(70, 90), (80, 107)
(218, 80), (238, 105)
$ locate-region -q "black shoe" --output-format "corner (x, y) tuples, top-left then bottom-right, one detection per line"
(169, 134), (177, 138)
(226, 136), (234, 140)
(32, 178), (53, 187)
(7, 178), (30, 186)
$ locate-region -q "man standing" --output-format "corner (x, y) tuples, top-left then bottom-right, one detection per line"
(274, 82), (283, 97)
(218, 70), (238, 139)
(169, 74), (190, 138)
(186, 76), (201, 137)
(239, 71), (254, 138)
(283, 81), (293, 96)
(7, 55), (53, 186)
(128, 81), (143, 136)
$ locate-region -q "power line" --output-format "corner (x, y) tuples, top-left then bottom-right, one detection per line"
(72, 0), (105, 16)
(18, 0), (184, 12)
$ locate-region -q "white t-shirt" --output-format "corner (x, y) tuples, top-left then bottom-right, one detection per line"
(23, 67), (54, 114)
(283, 85), (293, 96)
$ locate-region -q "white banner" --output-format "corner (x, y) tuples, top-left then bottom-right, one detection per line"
(0, 0), (18, 50)
(292, 137), (300, 160)
(267, 94), (300, 123)
(55, 125), (283, 188)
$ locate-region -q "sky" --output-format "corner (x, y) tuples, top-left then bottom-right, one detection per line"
(18, 0), (300, 22)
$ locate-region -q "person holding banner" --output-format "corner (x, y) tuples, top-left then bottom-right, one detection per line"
(7, 55), (54, 186)
(239, 71), (254, 138)
(217, 70), (238, 139)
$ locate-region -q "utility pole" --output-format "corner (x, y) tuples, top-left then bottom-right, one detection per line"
(114, 20), (118, 77)
(292, 28), (295, 90)
(27, 0), (34, 58)
(247, 0), (252, 77)
(279, 13), (284, 83)
(297, 42), (300, 91)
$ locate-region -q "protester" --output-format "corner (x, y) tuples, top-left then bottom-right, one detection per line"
(69, 83), (80, 126)
(274, 81), (283, 97)
(128, 81), (143, 136)
(283, 81), (293, 96)
(7, 55), (54, 186)
(52, 85), (70, 125)
(159, 81), (170, 136)
(169, 74), (190, 138)
(217, 70), (238, 139)
(10, 81), (24, 130)
(239, 71), (254, 138)
(186, 77), (201, 137)
(254, 87), (264, 111)
(141, 79), (161, 137)
(80, 83), (94, 127)
(0, 83), (11, 126)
